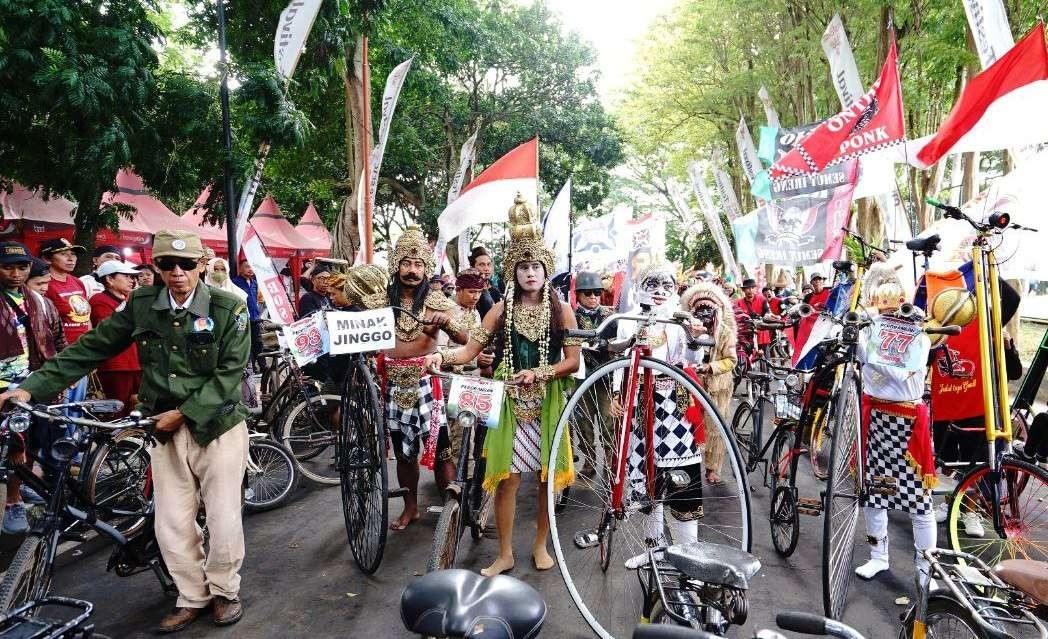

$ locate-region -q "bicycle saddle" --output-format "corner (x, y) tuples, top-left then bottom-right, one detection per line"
(995, 559), (1048, 606)
(745, 371), (772, 382)
(400, 569), (546, 639)
(664, 542), (761, 590)
(905, 234), (941, 254)
(831, 260), (853, 272)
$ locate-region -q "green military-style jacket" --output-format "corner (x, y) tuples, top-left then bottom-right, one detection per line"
(20, 281), (250, 446)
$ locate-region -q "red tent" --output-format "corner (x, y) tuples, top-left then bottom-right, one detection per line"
(181, 186), (231, 257)
(250, 194), (321, 299)
(293, 202), (332, 255)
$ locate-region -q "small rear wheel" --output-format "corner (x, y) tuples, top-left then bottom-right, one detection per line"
(0, 535), (52, 611)
(770, 486), (800, 557)
(244, 439), (299, 512)
(769, 423), (796, 496)
(279, 393), (341, 485)
(901, 595), (993, 639)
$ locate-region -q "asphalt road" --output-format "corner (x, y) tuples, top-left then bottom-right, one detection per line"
(36, 446), (932, 639)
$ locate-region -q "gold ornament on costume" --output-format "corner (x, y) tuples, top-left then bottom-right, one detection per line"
(344, 265), (388, 310)
(502, 192), (555, 282)
(388, 225), (435, 277)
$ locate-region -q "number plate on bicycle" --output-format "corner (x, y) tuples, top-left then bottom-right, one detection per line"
(863, 315), (929, 371)
(446, 376), (505, 430)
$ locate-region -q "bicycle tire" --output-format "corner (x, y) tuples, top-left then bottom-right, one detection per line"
(83, 428), (151, 537)
(900, 595), (997, 639)
(0, 535), (52, 611)
(821, 366), (862, 620)
(548, 356), (751, 639)
(769, 424), (795, 496)
(244, 439), (299, 512)
(427, 499), (463, 573)
(279, 393), (341, 485)
(340, 357), (389, 574)
(947, 457), (1048, 567)
(731, 401), (754, 467)
(806, 366), (838, 481)
(770, 485), (800, 557)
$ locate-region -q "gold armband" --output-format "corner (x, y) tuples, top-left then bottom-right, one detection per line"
(532, 364), (556, 383)
(469, 326), (493, 347)
(562, 336), (584, 346)
(438, 347), (459, 367)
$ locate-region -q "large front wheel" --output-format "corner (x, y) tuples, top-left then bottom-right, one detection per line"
(547, 356), (751, 639)
(821, 368), (862, 620)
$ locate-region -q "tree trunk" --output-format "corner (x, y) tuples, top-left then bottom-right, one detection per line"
(332, 36), (371, 261)
(72, 189), (103, 276)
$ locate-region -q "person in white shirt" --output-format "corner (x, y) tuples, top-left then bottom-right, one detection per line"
(80, 245), (123, 297)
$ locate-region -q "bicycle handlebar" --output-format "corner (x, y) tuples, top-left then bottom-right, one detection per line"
(926, 325), (962, 336)
(10, 400), (156, 431)
(925, 197), (1027, 233)
(565, 310), (697, 341)
(776, 611), (865, 639)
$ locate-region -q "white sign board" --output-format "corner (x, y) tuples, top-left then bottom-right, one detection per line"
(327, 308), (396, 355)
(446, 375), (506, 431)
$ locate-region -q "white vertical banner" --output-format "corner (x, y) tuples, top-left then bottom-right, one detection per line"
(368, 57), (414, 209)
(243, 229), (297, 324)
(666, 178), (702, 234)
(353, 171), (366, 265)
(687, 162), (740, 282)
(274, 0), (324, 80)
(542, 178), (572, 275)
(821, 13), (864, 108)
(234, 142), (271, 252)
(713, 169), (743, 221)
(735, 116), (763, 184)
(961, 0), (1015, 68)
(447, 125), (481, 205)
(456, 228), (471, 273)
(757, 85), (780, 127)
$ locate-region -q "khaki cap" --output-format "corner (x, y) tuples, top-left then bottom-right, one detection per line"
(153, 229), (205, 259)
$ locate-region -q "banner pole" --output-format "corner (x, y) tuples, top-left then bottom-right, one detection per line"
(217, 0), (238, 272)
(361, 26), (374, 263)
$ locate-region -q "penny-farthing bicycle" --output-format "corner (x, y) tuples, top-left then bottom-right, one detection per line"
(546, 310), (751, 639)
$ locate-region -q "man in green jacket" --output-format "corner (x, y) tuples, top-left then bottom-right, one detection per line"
(0, 230), (250, 633)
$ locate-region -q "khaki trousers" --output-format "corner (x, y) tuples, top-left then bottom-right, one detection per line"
(150, 422), (248, 609)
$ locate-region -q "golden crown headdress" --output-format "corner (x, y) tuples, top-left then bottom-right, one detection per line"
(503, 192), (555, 281)
(388, 225), (435, 277)
(345, 264), (389, 309)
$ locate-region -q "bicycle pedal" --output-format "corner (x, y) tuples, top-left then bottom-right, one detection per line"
(60, 531), (89, 543)
(388, 487), (410, 499)
(796, 498), (822, 516)
(427, 506), (444, 515)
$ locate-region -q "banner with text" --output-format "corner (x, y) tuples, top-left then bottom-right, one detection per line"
(962, 0), (1014, 69)
(687, 162), (741, 282)
(281, 312), (329, 366)
(369, 57), (413, 209)
(571, 210), (626, 273)
(242, 229), (296, 324)
(274, 0), (323, 80)
(821, 13), (864, 108)
(735, 116), (764, 185)
(327, 308), (396, 355)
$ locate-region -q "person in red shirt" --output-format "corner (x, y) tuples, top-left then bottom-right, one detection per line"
(88, 260), (142, 417)
(735, 278), (771, 349)
(39, 239), (91, 343)
(804, 273), (831, 310)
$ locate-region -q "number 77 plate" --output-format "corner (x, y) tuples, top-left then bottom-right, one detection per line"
(446, 376), (506, 430)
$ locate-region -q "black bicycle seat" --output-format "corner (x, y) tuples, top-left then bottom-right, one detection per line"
(664, 542), (761, 590)
(745, 371), (771, 382)
(400, 569), (546, 639)
(831, 260), (853, 273)
(905, 234), (941, 254)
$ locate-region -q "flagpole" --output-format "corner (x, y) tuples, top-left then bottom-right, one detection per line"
(361, 24), (374, 263)
(216, 0), (238, 272)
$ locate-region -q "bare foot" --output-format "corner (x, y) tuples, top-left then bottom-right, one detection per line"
(390, 507), (420, 531)
(480, 555), (515, 576)
(532, 545), (554, 570)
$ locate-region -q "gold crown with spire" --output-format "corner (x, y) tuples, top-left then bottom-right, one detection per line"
(503, 192), (555, 281)
(344, 264), (388, 309)
(388, 224), (435, 277)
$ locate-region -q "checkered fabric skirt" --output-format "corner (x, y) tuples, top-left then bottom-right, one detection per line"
(510, 399), (544, 473)
(865, 407), (932, 514)
(628, 377), (702, 490)
(386, 375), (447, 461)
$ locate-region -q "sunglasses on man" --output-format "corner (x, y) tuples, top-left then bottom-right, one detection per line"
(577, 289), (602, 297)
(155, 257), (200, 272)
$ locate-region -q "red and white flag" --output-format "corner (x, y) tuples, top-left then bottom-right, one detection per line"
(916, 23), (1048, 168)
(771, 38), (904, 180)
(436, 138), (538, 241)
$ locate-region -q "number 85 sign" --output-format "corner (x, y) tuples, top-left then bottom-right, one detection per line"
(447, 376), (505, 430)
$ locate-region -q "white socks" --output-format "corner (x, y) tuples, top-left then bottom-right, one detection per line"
(855, 507), (937, 582)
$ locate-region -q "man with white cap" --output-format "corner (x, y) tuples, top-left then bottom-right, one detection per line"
(89, 259), (144, 417)
(1, 229), (250, 633)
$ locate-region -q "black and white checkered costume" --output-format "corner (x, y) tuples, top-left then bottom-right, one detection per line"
(864, 408), (932, 514)
(628, 377), (702, 492)
(386, 375), (447, 462)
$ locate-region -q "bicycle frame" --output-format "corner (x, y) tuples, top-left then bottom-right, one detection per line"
(971, 234), (1012, 448)
(610, 331), (655, 513)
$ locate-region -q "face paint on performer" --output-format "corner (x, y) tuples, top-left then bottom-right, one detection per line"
(637, 267), (676, 310)
(515, 261), (545, 293)
(397, 257), (427, 288)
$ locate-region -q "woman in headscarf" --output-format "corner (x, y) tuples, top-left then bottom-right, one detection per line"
(426, 194), (580, 576)
(205, 257), (247, 302)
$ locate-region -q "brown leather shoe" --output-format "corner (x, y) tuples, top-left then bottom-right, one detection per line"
(212, 596), (243, 626)
(157, 606), (207, 634)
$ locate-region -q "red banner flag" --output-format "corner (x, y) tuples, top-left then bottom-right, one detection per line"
(771, 38), (905, 180)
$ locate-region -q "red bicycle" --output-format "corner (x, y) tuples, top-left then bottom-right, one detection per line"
(546, 309), (751, 639)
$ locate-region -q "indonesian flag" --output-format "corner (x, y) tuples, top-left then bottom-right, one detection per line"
(771, 38), (904, 180)
(915, 23), (1048, 168)
(437, 138), (538, 241)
